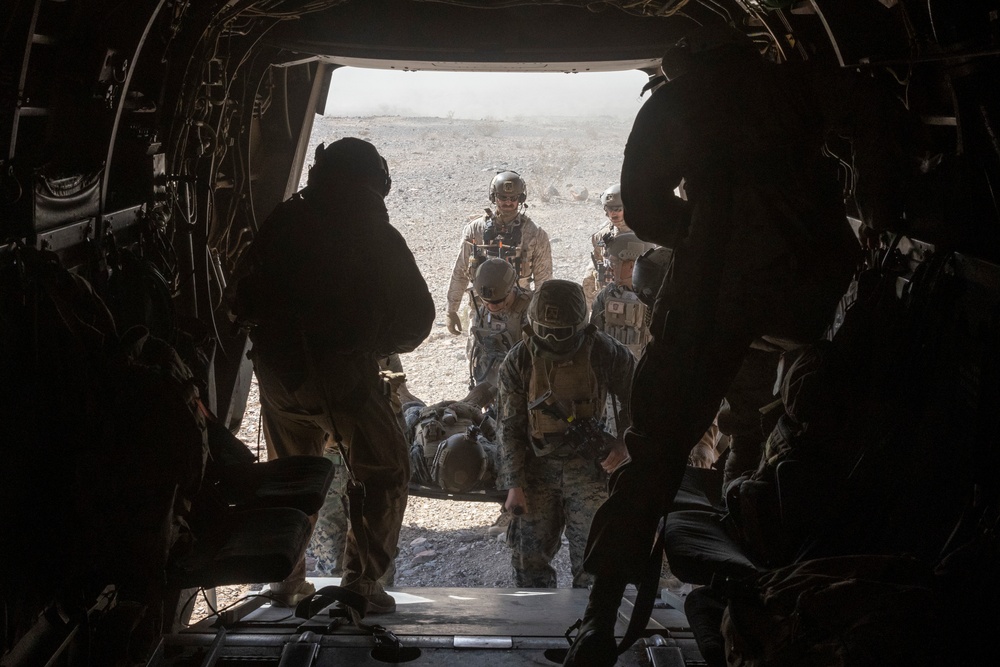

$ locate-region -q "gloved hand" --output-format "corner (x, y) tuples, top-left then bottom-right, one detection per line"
(446, 310), (463, 335)
(505, 487), (526, 516)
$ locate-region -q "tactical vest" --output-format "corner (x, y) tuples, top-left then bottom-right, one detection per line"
(414, 403), (483, 464)
(527, 335), (605, 457)
(468, 290), (531, 386)
(468, 214), (530, 285)
(601, 286), (650, 357)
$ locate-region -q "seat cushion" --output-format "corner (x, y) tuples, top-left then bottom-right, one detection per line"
(170, 507), (312, 588)
(663, 510), (762, 585)
(219, 455), (334, 514)
(671, 466), (724, 513)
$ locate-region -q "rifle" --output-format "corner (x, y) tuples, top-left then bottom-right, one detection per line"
(591, 250), (607, 287)
(528, 390), (617, 462)
(468, 287), (486, 324)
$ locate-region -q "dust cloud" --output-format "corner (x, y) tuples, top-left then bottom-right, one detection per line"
(325, 68), (651, 120)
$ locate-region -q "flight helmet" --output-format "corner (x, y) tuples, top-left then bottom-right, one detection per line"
(489, 171), (527, 204)
(474, 258), (517, 304)
(661, 23), (755, 80)
(310, 137), (392, 197)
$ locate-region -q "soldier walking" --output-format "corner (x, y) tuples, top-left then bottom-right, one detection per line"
(466, 258), (532, 395)
(590, 232), (657, 358)
(446, 171), (553, 335)
(581, 183), (632, 307)
(496, 280), (634, 588)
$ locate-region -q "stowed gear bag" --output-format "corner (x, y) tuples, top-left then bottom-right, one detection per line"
(722, 555), (941, 667)
(83, 325), (208, 585)
(1, 248), (207, 652)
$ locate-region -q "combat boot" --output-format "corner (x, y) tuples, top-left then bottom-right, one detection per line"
(563, 576), (627, 667)
(268, 579), (316, 607)
(341, 574), (397, 614)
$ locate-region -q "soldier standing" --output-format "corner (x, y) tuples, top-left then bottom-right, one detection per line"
(229, 138), (434, 612)
(565, 22), (907, 664)
(467, 258), (532, 394)
(590, 232), (657, 358)
(446, 171), (553, 335)
(581, 183), (632, 307)
(496, 280), (634, 588)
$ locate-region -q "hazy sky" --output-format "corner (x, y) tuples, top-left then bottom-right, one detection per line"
(325, 67), (651, 120)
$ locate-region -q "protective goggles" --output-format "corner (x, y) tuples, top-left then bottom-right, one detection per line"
(531, 321), (578, 342)
(495, 194), (520, 202)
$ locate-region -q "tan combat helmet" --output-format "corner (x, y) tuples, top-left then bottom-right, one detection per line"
(489, 171), (527, 203)
(432, 426), (488, 493)
(600, 183), (623, 210)
(604, 232), (656, 265)
(473, 258), (517, 303)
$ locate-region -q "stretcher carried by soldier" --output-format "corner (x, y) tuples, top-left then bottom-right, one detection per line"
(581, 183), (632, 307)
(446, 171), (553, 335)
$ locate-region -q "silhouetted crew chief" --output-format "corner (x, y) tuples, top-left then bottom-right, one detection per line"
(564, 24), (909, 666)
(230, 137), (434, 613)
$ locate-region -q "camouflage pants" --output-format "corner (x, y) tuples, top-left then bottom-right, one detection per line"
(256, 350), (408, 589)
(306, 454), (397, 584)
(508, 454), (606, 588)
(306, 452), (348, 576)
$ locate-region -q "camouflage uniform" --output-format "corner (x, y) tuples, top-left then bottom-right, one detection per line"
(305, 447), (348, 576)
(590, 283), (651, 358)
(446, 213), (553, 316)
(496, 332), (635, 588)
(467, 286), (532, 389)
(581, 221), (631, 307)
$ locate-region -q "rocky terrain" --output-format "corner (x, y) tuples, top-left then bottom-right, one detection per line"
(193, 113), (638, 621)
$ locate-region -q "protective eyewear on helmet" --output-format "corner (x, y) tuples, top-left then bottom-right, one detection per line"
(605, 205), (623, 212)
(531, 322), (577, 342)
(496, 194), (520, 202)
(483, 296), (507, 305)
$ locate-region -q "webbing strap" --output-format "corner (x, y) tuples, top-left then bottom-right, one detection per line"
(294, 585), (368, 619)
(617, 526), (666, 655)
